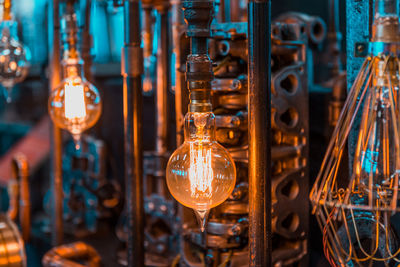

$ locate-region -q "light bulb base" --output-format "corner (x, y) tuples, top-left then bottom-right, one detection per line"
(188, 102), (212, 113)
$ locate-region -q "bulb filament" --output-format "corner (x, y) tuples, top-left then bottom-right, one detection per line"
(64, 80), (86, 121)
(189, 141), (213, 198)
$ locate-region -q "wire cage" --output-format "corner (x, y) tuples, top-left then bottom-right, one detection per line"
(310, 1), (400, 265)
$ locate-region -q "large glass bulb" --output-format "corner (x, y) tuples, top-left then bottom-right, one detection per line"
(0, 20), (30, 102)
(48, 60), (101, 148)
(166, 112), (236, 231)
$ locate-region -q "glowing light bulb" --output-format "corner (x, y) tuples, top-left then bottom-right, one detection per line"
(143, 55), (156, 96)
(0, 20), (30, 102)
(48, 61), (101, 149)
(166, 112), (236, 231)
(64, 81), (86, 120)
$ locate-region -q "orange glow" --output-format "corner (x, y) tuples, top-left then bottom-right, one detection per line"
(189, 142), (213, 198)
(64, 81), (86, 121)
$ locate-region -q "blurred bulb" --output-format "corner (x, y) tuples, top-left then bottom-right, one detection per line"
(143, 55), (156, 96)
(0, 20), (30, 102)
(48, 61), (101, 149)
(166, 112), (236, 231)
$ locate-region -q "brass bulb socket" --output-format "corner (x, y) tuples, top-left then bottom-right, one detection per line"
(371, 16), (400, 43)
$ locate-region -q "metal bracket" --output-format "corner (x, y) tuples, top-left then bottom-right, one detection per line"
(121, 46), (144, 77)
(355, 41), (400, 57)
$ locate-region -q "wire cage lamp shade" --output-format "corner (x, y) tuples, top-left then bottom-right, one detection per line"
(310, 0), (400, 265)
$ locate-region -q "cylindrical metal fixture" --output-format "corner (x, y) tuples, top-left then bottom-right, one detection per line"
(8, 154), (31, 242)
(172, 0), (187, 146)
(49, 0), (64, 246)
(182, 0), (214, 113)
(247, 0), (272, 266)
(122, 0), (144, 266)
(2, 0), (12, 21)
(155, 4), (171, 155)
(82, 0), (93, 81)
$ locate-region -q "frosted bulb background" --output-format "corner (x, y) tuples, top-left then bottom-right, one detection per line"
(0, 21), (30, 90)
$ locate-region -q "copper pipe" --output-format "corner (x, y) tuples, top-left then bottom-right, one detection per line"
(171, 0), (187, 146)
(0, 214), (25, 267)
(155, 3), (170, 156)
(7, 171), (18, 222)
(7, 154), (31, 242)
(82, 0), (93, 81)
(2, 0), (12, 21)
(142, 2), (154, 59)
(49, 0), (64, 246)
(42, 242), (101, 267)
(122, 0), (144, 266)
(247, 0), (272, 266)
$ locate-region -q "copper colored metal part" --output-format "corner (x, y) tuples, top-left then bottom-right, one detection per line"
(0, 214), (26, 267)
(7, 154), (31, 242)
(42, 242), (101, 267)
(0, 117), (50, 186)
(2, 0), (12, 21)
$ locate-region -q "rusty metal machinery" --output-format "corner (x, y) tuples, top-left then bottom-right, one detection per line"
(44, 136), (122, 237)
(169, 9), (312, 267)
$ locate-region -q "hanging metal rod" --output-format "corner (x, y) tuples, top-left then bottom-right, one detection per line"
(247, 0), (272, 266)
(49, 0), (64, 246)
(122, 0), (144, 266)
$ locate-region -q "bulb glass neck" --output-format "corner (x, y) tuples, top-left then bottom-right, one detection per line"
(62, 58), (85, 81)
(0, 20), (17, 40)
(184, 112), (216, 142)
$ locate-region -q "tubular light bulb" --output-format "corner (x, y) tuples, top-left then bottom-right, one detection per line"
(166, 112), (236, 231)
(48, 61), (101, 149)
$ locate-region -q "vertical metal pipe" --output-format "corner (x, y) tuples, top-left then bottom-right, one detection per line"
(171, 0), (186, 146)
(122, 1), (144, 266)
(142, 5), (154, 59)
(82, 0), (93, 81)
(247, 0), (271, 266)
(2, 0), (12, 21)
(155, 6), (170, 155)
(48, 0), (64, 246)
